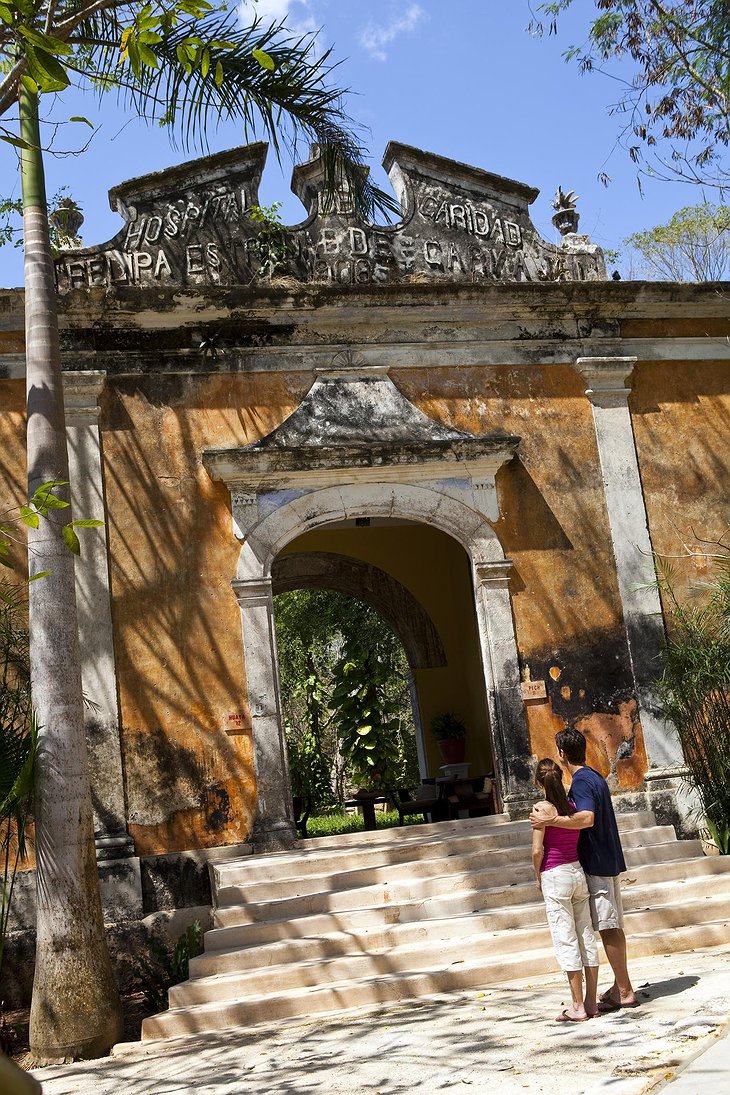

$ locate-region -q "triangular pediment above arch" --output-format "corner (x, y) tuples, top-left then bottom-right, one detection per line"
(202, 359), (519, 491)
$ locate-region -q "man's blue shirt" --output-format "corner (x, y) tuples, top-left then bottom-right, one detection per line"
(569, 766), (626, 877)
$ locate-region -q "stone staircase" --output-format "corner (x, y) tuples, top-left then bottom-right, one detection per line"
(141, 812), (730, 1041)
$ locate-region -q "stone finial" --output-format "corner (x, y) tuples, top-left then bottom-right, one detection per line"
(49, 196), (84, 249)
(551, 186), (580, 236)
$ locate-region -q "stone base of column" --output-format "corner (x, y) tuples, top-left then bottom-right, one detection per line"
(98, 856), (144, 922)
(643, 767), (701, 839)
(502, 791), (537, 820)
(252, 818), (297, 853)
(612, 771), (700, 839)
(95, 832), (136, 861)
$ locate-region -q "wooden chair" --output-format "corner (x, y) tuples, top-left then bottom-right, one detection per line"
(391, 784), (441, 826)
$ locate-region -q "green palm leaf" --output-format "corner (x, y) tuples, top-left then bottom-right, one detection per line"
(72, 12), (398, 219)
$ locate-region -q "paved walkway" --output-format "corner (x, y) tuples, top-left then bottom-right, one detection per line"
(34, 944), (730, 1094)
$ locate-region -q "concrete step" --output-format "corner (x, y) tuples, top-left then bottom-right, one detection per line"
(139, 811), (730, 1044)
(191, 891), (730, 980)
(290, 810), (657, 855)
(142, 916), (730, 1041)
(213, 841), (710, 924)
(213, 823), (682, 892)
(145, 944), (556, 1040)
(205, 861), (730, 953)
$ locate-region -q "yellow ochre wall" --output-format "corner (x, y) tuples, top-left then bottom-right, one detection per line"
(1, 342), (728, 857)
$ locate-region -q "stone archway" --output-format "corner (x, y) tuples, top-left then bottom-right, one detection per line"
(204, 364), (533, 849)
(272, 549), (447, 779)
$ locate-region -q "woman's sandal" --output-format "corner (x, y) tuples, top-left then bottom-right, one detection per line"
(556, 1010), (591, 1023)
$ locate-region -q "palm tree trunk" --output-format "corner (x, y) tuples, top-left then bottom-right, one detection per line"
(20, 84), (123, 1061)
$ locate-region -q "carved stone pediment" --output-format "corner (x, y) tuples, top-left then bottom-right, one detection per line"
(55, 141), (605, 293)
(203, 366), (520, 490)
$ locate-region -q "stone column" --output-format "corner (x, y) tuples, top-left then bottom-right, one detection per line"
(233, 576), (296, 851)
(472, 559), (534, 815)
(575, 356), (683, 771)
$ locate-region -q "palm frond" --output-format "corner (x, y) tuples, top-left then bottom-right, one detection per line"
(73, 12), (398, 219)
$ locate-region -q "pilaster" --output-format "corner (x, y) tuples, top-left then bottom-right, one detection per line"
(472, 559), (534, 814)
(575, 356), (683, 771)
(63, 371), (137, 868)
(232, 576), (296, 851)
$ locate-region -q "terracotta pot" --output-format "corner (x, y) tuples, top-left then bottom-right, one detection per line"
(438, 738), (466, 765)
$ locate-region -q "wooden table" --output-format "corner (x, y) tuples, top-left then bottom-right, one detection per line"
(345, 791), (389, 831)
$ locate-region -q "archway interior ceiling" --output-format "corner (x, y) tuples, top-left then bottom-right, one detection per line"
(54, 140), (606, 293)
(272, 551), (447, 671)
(202, 365), (520, 566)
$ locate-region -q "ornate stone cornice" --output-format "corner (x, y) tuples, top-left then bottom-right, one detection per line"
(474, 559), (513, 586)
(232, 576), (274, 608)
(204, 368), (520, 495)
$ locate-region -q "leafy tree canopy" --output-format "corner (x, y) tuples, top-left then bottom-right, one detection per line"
(529, 1), (730, 189)
(625, 200), (730, 279)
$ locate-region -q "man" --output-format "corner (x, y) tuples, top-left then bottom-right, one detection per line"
(530, 727), (638, 1012)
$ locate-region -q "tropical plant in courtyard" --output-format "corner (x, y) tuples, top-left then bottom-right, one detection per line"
(654, 544), (730, 852)
(275, 589), (419, 807)
(0, 0), (395, 1060)
(331, 642), (403, 792)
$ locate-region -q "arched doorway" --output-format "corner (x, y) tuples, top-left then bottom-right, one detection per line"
(203, 364), (533, 849)
(272, 525), (496, 787)
(272, 547), (448, 780)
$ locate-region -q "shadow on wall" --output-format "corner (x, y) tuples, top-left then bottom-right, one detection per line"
(99, 373), (306, 856)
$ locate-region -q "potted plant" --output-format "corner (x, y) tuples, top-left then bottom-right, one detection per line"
(430, 712), (467, 765)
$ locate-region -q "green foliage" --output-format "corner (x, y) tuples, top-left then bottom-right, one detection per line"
(624, 203), (730, 281)
(0, 582), (35, 977)
(655, 550), (730, 852)
(132, 919), (203, 1013)
(247, 202), (295, 279)
(429, 711), (466, 741)
(305, 809), (422, 839)
(332, 646), (402, 790)
(0, 1), (398, 220)
(274, 589), (419, 807)
(0, 480), (103, 576)
(529, 1), (730, 189)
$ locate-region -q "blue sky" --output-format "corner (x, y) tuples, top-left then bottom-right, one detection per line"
(0, 0), (707, 285)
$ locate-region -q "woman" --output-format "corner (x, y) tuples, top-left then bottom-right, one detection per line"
(532, 757), (600, 1023)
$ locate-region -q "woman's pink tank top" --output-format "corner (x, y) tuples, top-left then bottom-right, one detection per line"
(541, 823), (580, 872)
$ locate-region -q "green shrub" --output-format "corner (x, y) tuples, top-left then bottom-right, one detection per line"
(133, 919), (203, 1013)
(656, 553), (730, 851)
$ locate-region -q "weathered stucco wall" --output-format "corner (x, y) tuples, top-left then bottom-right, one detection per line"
(100, 373), (305, 855)
(1, 279), (729, 859)
(0, 377), (27, 568)
(394, 365), (647, 789)
(631, 360), (730, 609)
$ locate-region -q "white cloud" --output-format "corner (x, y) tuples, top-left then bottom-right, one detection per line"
(239, 0), (318, 35)
(360, 4), (425, 62)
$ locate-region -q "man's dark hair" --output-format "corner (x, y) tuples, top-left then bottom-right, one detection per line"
(555, 727), (587, 765)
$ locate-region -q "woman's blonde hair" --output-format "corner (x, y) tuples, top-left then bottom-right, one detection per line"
(535, 757), (574, 817)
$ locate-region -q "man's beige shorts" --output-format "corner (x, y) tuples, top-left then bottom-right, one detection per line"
(585, 873), (624, 931)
